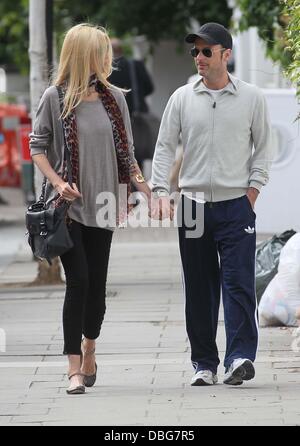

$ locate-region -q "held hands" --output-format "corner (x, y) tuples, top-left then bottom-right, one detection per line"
(150, 196), (174, 221)
(54, 181), (82, 202)
(130, 165), (174, 221)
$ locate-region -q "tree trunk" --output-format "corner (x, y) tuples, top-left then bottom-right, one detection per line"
(32, 258), (63, 286)
(29, 0), (48, 130)
(29, 0), (62, 286)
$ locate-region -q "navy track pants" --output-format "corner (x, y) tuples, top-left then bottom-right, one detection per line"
(178, 195), (258, 373)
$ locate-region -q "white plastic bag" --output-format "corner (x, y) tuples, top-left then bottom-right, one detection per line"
(259, 233), (300, 327)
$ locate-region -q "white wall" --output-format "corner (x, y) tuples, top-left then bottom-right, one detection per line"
(255, 90), (300, 234)
(235, 27), (290, 89)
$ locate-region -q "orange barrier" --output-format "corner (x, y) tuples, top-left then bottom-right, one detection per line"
(0, 104), (31, 188)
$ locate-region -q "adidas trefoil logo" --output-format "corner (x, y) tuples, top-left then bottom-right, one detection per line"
(244, 226), (255, 234)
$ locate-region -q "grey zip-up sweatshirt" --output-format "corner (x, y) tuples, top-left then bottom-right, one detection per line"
(151, 73), (273, 202)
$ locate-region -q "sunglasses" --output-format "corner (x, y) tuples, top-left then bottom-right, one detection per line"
(190, 47), (226, 58)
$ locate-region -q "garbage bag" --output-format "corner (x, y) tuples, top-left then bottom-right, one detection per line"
(256, 229), (296, 303)
(259, 232), (300, 327)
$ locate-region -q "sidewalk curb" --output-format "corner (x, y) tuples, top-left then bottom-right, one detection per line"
(0, 281), (181, 299)
(0, 284), (65, 295)
(0, 220), (25, 228)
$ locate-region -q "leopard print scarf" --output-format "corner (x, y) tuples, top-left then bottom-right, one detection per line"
(56, 75), (132, 223)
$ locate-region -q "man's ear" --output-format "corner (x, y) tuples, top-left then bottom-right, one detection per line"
(223, 49), (232, 63)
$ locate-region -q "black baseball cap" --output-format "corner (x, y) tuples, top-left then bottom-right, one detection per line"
(185, 22), (233, 50)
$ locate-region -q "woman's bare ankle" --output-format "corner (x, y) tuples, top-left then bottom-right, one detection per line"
(68, 354), (82, 377)
(82, 337), (96, 353)
(81, 339), (96, 375)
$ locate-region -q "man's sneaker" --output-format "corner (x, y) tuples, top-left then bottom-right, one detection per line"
(191, 370), (218, 386)
(223, 358), (255, 386)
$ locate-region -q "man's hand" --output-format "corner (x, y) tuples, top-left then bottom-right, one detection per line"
(246, 187), (259, 210)
(150, 196), (174, 221)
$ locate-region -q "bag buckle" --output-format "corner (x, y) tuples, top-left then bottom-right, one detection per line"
(40, 222), (47, 237)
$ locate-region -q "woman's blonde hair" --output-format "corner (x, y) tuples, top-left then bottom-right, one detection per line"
(54, 23), (115, 118)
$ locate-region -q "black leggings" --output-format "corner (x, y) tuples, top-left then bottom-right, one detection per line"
(60, 220), (113, 355)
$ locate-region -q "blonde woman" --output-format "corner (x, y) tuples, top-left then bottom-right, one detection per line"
(30, 24), (150, 394)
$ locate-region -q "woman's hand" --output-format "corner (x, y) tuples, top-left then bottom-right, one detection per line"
(31, 154), (82, 203)
(54, 181), (82, 202)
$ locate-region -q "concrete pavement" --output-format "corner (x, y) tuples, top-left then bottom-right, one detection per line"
(0, 190), (299, 426)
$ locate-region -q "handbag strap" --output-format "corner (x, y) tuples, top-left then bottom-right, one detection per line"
(128, 59), (141, 113)
(38, 86), (73, 203)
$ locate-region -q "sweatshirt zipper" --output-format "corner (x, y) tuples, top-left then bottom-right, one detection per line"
(209, 101), (217, 208)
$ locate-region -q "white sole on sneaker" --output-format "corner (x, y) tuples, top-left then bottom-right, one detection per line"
(224, 359), (255, 386)
(191, 373), (218, 387)
(191, 378), (214, 386)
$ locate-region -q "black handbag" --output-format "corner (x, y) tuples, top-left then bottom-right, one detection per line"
(25, 86), (74, 265)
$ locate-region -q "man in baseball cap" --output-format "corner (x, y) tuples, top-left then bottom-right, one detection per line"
(151, 22), (272, 389)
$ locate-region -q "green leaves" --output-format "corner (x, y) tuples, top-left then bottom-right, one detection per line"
(0, 0), (29, 73)
(236, 0), (293, 69)
(100, 0), (232, 43)
(283, 0), (300, 118)
(237, 0), (300, 118)
(0, 0), (233, 73)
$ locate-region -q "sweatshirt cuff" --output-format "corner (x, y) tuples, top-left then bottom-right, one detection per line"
(151, 186), (169, 194)
(248, 180), (263, 192)
(30, 148), (47, 156)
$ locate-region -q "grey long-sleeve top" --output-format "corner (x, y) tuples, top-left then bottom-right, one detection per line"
(30, 85), (137, 230)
